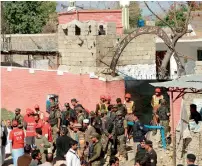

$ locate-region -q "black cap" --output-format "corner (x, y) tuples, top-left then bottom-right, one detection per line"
(116, 98), (121, 103)
(71, 98), (78, 102)
(187, 154), (196, 161)
(145, 140), (153, 146)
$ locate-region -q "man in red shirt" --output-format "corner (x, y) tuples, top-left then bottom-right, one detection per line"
(24, 109), (36, 147)
(42, 117), (53, 143)
(9, 120), (25, 166)
(34, 114), (43, 129)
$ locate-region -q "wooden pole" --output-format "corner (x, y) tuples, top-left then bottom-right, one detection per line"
(170, 91), (176, 166)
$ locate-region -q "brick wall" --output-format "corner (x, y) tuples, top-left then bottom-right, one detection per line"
(1, 67), (125, 115)
(58, 10), (123, 34)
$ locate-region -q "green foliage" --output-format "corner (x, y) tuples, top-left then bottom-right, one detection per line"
(3, 1), (57, 34)
(156, 4), (188, 28)
(129, 2), (141, 28)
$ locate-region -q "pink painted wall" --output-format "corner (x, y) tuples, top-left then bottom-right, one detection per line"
(1, 67), (125, 116)
(58, 10), (123, 34)
(172, 92), (182, 129)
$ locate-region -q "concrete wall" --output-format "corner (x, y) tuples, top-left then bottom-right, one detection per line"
(195, 61), (202, 74)
(1, 67), (125, 115)
(58, 10), (123, 34)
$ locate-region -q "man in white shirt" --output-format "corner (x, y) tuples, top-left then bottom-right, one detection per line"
(66, 140), (80, 166)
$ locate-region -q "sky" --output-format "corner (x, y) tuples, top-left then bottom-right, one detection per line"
(56, 1), (172, 17)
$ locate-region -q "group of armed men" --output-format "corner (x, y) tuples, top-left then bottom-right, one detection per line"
(2, 88), (177, 166)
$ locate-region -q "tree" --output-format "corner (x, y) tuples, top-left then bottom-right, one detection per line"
(129, 2), (141, 28)
(3, 1), (57, 34)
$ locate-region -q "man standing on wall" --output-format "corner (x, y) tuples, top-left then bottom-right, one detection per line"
(124, 93), (135, 121)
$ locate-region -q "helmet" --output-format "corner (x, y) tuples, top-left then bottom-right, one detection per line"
(90, 111), (96, 116)
(155, 88), (161, 93)
(100, 95), (106, 100)
(116, 110), (122, 116)
(34, 104), (39, 109)
(125, 93), (131, 99)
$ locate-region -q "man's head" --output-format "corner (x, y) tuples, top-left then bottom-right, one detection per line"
(105, 95), (111, 104)
(190, 104), (197, 113)
(45, 153), (53, 163)
(6, 120), (11, 127)
(83, 119), (90, 127)
(116, 110), (123, 119)
(140, 139), (146, 148)
(112, 105), (118, 112)
(73, 123), (82, 132)
(187, 153), (196, 164)
(109, 157), (119, 166)
(71, 98), (78, 107)
(91, 133), (100, 143)
(99, 25), (104, 30)
(125, 93), (131, 102)
(15, 108), (21, 115)
(35, 128), (42, 137)
(34, 104), (40, 111)
(60, 125), (68, 136)
(31, 149), (42, 161)
(24, 144), (31, 154)
(90, 111), (96, 118)
(12, 120), (18, 128)
(64, 102), (70, 108)
(116, 98), (122, 105)
(144, 140), (153, 151)
(34, 114), (40, 122)
(100, 95), (106, 103)
(71, 140), (78, 151)
(155, 88), (161, 96)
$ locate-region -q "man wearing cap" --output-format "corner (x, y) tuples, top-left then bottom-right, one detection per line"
(187, 153), (197, 166)
(138, 140), (157, 166)
(62, 103), (75, 124)
(9, 120), (25, 166)
(70, 123), (85, 158)
(24, 109), (36, 147)
(49, 103), (61, 144)
(96, 95), (107, 115)
(112, 110), (128, 162)
(116, 98), (127, 117)
(83, 119), (96, 161)
(13, 108), (24, 127)
(124, 93), (135, 121)
(88, 133), (103, 166)
(34, 105), (44, 120)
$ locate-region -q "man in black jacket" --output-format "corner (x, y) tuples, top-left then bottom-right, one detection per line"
(55, 126), (74, 163)
(132, 113), (147, 160)
(187, 154), (198, 166)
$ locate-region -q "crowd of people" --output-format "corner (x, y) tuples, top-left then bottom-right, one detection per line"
(0, 88), (200, 166)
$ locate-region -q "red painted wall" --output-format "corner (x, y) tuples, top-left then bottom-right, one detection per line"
(1, 67), (125, 116)
(58, 10), (123, 34)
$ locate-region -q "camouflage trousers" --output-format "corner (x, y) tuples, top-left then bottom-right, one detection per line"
(160, 120), (169, 144)
(117, 134), (127, 158)
(52, 125), (58, 143)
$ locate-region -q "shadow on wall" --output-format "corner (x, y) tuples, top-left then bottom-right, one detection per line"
(125, 79), (170, 124)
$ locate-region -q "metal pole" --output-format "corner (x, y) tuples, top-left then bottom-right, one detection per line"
(170, 91), (176, 166)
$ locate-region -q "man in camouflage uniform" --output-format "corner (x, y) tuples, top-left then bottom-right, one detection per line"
(13, 108), (23, 128)
(77, 109), (85, 125)
(112, 110), (128, 161)
(88, 133), (104, 166)
(62, 103), (76, 123)
(49, 103), (61, 143)
(156, 99), (170, 144)
(116, 98), (127, 116)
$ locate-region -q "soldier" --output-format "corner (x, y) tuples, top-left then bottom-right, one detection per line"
(138, 140), (157, 166)
(124, 93), (135, 121)
(96, 95), (107, 115)
(34, 104), (44, 120)
(135, 139), (146, 165)
(62, 103), (76, 124)
(49, 103), (61, 144)
(113, 111), (128, 162)
(77, 109), (85, 125)
(88, 133), (104, 166)
(98, 25), (106, 35)
(13, 108), (23, 127)
(116, 98), (127, 116)
(156, 99), (170, 144)
(151, 88), (164, 135)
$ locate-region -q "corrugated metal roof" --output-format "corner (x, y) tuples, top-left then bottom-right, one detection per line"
(150, 74), (202, 90)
